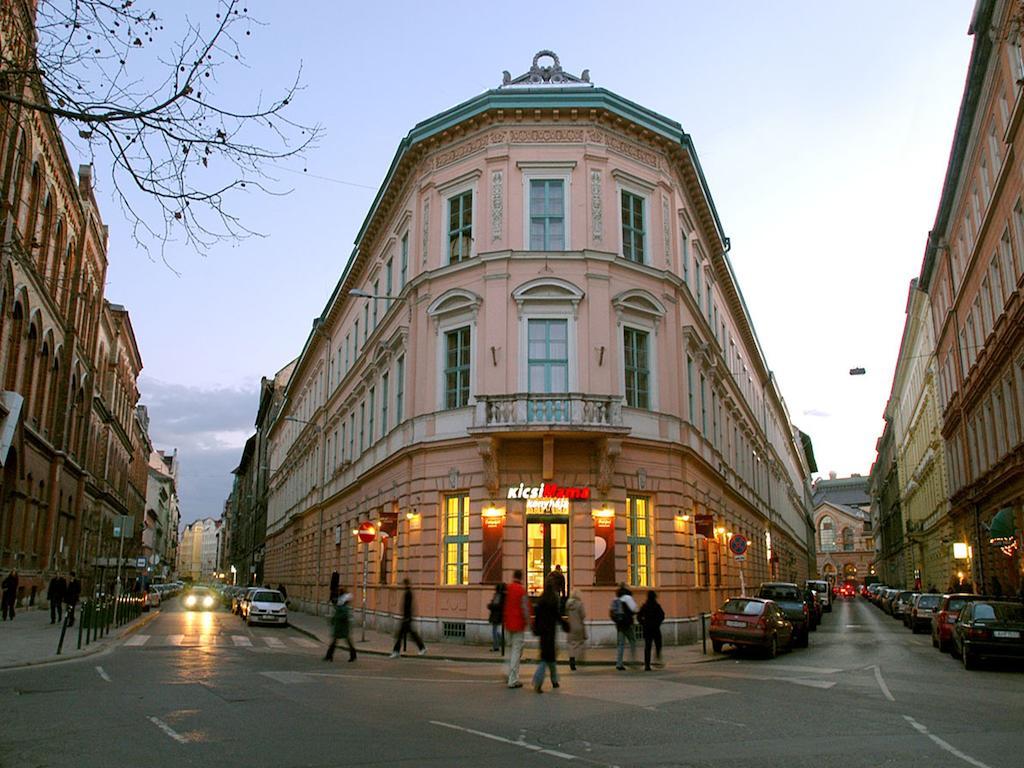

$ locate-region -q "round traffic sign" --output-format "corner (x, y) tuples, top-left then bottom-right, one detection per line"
(729, 534), (748, 556)
(357, 521), (377, 543)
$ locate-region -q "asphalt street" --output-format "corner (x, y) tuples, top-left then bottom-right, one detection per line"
(2, 597), (1021, 768)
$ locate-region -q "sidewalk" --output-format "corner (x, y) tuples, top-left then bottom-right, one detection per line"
(286, 609), (723, 667)
(0, 604), (158, 670)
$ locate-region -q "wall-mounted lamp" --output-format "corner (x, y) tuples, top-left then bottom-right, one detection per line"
(952, 542), (971, 560)
(481, 504), (506, 520)
(598, 345), (605, 366)
(490, 346), (498, 366)
(406, 510), (418, 521)
(591, 506), (615, 519)
(714, 526), (726, 536)
(675, 513), (691, 523)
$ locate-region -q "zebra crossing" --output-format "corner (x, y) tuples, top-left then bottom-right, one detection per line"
(123, 633), (319, 652)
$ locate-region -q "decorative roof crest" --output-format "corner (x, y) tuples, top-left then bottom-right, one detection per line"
(501, 50), (591, 88)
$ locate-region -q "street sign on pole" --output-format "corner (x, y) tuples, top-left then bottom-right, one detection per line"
(356, 522), (377, 640)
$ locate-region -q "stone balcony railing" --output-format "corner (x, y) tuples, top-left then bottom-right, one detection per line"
(470, 393), (628, 433)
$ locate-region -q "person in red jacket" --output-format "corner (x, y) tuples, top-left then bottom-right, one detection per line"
(503, 569), (529, 689)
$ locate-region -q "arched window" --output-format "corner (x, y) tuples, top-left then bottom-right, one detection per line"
(37, 193), (53, 274)
(8, 131), (27, 223)
(5, 302), (24, 391)
(20, 322), (38, 405)
(33, 341), (49, 425)
(842, 527), (854, 552)
(51, 220), (64, 294)
(22, 162), (41, 249)
(819, 515), (836, 552)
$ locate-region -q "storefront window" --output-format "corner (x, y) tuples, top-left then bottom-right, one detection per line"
(443, 493), (470, 585)
(627, 495), (652, 586)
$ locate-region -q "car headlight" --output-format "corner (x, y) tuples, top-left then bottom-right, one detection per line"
(185, 595), (197, 607)
(203, 596), (214, 608)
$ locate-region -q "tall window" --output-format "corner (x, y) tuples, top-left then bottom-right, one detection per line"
(443, 493), (469, 585)
(400, 232), (409, 289)
(396, 355), (405, 423)
(359, 401), (365, 452)
(353, 322), (359, 358)
(695, 259), (703, 311)
(448, 190), (473, 264)
(444, 326), (471, 408)
(842, 527), (853, 552)
(687, 355), (694, 423)
(348, 414), (355, 460)
(345, 334), (350, 372)
(621, 191), (645, 263)
(626, 495), (652, 587)
(372, 280), (380, 328)
(819, 516), (836, 552)
(529, 179), (565, 250)
(363, 304), (369, 345)
(341, 422), (347, 464)
(385, 259), (393, 309)
(623, 327), (650, 409)
(681, 232), (690, 287)
(528, 319), (568, 393)
(368, 387), (375, 445)
(381, 372), (389, 434)
(700, 373), (707, 436)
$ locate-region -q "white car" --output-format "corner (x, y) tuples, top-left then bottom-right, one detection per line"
(245, 589), (288, 626)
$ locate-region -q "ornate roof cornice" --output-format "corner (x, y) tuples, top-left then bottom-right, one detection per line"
(501, 51), (591, 88)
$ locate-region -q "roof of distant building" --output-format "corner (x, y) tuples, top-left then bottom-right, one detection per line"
(812, 474), (870, 509)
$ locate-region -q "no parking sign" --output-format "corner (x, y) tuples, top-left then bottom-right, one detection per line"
(729, 534), (748, 558)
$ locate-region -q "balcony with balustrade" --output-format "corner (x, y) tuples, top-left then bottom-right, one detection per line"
(468, 393), (630, 437)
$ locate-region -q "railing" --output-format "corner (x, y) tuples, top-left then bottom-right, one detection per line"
(473, 394), (625, 429)
(55, 593), (145, 655)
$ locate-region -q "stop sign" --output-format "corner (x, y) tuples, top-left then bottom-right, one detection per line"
(356, 521), (377, 543)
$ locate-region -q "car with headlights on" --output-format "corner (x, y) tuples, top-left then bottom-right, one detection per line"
(245, 589), (288, 627)
(183, 586), (218, 611)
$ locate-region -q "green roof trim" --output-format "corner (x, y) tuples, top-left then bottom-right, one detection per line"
(988, 507), (1017, 540)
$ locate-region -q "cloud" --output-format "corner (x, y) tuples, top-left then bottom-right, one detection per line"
(139, 377), (260, 527)
(802, 408), (831, 418)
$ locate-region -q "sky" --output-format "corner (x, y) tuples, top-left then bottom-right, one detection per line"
(72, 1), (976, 526)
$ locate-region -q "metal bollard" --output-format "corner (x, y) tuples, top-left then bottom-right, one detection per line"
(701, 612), (708, 655)
(77, 605), (84, 650)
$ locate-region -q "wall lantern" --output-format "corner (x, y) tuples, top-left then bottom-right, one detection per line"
(591, 506), (615, 519)
(482, 505), (506, 520)
(675, 511), (691, 522)
(952, 542), (970, 560)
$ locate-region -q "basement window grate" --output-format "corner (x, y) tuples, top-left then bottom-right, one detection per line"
(442, 621), (466, 639)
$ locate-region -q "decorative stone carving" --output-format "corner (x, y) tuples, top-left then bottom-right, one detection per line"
(509, 128), (586, 144)
(596, 438), (622, 496)
(491, 170), (503, 242)
(477, 437), (500, 496)
(501, 51), (592, 88)
(421, 199), (429, 265)
(591, 170), (602, 242)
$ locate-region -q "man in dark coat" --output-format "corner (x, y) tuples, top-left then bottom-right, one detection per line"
(390, 578), (427, 658)
(531, 577), (566, 693)
(65, 572), (82, 627)
(638, 590), (665, 671)
(47, 573), (67, 624)
(1, 570), (18, 620)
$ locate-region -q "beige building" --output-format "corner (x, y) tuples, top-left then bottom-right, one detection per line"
(263, 53), (816, 644)
(811, 474), (874, 586)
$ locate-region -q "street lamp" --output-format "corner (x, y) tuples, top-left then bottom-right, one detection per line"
(349, 288), (398, 301)
(281, 415), (327, 616)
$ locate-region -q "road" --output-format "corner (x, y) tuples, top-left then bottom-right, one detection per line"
(2, 596), (1021, 767)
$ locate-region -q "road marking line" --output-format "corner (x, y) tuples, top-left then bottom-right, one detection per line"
(95, 666), (111, 682)
(167, 634), (185, 646)
(291, 637), (318, 648)
(871, 664), (895, 701)
(232, 635), (252, 647)
(703, 716), (747, 728)
(310, 673), (491, 684)
(148, 716), (188, 744)
(902, 716), (993, 768)
(430, 721), (577, 761)
(264, 637), (285, 648)
(124, 635), (149, 647)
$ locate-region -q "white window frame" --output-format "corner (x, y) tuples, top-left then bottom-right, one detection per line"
(428, 289), (482, 411)
(519, 162), (574, 251)
(612, 170), (654, 265)
(438, 171), (481, 266)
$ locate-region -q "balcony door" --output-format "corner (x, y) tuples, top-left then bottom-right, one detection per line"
(527, 318), (569, 422)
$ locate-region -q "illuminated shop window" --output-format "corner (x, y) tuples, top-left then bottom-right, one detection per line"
(444, 493), (470, 585)
(627, 495), (652, 587)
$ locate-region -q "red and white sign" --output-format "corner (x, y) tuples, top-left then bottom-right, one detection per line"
(506, 482), (590, 500)
(356, 521), (377, 543)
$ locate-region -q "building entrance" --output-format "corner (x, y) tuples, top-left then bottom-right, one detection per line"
(526, 517), (569, 596)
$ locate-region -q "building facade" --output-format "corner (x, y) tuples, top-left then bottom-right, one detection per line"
(143, 444), (180, 580)
(262, 53), (816, 644)
(811, 474), (874, 586)
(870, 418), (905, 587)
(917, 0), (1024, 595)
(177, 517), (221, 583)
(0, 0), (152, 605)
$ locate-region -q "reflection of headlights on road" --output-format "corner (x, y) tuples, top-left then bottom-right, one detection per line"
(203, 596), (214, 608)
(185, 595), (197, 607)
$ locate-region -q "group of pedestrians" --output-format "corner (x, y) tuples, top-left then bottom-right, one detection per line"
(324, 578), (428, 663)
(1, 570), (80, 624)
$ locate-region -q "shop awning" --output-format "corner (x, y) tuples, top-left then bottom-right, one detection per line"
(988, 507), (1016, 540)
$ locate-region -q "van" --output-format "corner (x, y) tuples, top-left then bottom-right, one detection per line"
(806, 580), (833, 613)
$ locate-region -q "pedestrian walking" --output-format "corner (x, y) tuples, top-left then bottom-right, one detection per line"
(610, 583), (638, 670)
(1, 570), (18, 621)
(503, 569), (529, 689)
(487, 583), (505, 652)
(565, 589), (586, 671)
(325, 588), (357, 662)
(638, 590), (665, 671)
(277, 583), (288, 601)
(65, 572), (81, 627)
(390, 578), (427, 658)
(47, 573), (67, 624)
(550, 564), (567, 612)
(532, 577), (567, 693)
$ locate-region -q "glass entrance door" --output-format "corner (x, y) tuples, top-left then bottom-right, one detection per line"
(526, 518), (569, 596)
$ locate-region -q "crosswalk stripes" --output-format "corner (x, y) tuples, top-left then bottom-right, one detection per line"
(124, 634), (312, 652)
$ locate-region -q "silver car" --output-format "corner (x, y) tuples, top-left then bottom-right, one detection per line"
(909, 593), (942, 633)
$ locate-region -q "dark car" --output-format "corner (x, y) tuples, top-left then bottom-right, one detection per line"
(932, 594), (988, 652)
(709, 597), (794, 658)
(756, 582), (809, 648)
(804, 588), (822, 630)
(953, 600), (1024, 669)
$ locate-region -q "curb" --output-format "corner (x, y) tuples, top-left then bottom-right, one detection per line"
(0, 609), (162, 672)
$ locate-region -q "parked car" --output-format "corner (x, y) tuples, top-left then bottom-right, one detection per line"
(952, 600), (1024, 669)
(838, 583), (856, 600)
(806, 580), (833, 613)
(804, 588), (822, 630)
(892, 591), (918, 622)
(245, 589), (288, 627)
(881, 588), (901, 614)
(234, 587), (259, 616)
(183, 585), (217, 611)
(909, 593), (942, 634)
(756, 582), (809, 648)
(142, 588), (160, 612)
(933, 593), (987, 652)
(238, 587), (261, 619)
(710, 597), (794, 658)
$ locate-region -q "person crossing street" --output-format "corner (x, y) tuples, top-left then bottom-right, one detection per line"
(390, 579), (427, 658)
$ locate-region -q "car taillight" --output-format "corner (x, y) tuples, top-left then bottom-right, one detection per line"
(968, 626), (989, 640)
(755, 616), (768, 630)
(802, 604), (808, 615)
(711, 612), (723, 626)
